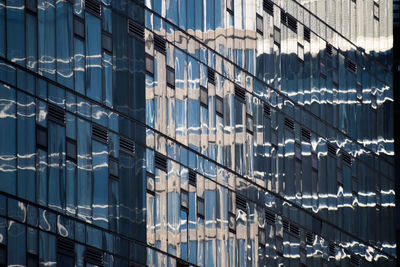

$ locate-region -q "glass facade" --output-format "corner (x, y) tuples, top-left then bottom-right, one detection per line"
(0, 0), (395, 266)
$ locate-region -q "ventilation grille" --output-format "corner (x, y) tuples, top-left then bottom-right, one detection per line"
(154, 34), (166, 54)
(48, 104), (65, 125)
(85, 247), (103, 266)
(306, 232), (313, 245)
(263, 0), (274, 16)
(326, 44), (333, 56)
(234, 86), (246, 103)
(327, 143), (337, 156)
(287, 14), (297, 33)
(92, 124), (108, 144)
(301, 128), (311, 142)
(119, 136), (135, 155)
(236, 195), (247, 212)
(284, 118), (294, 130)
(304, 27), (310, 42)
(85, 0), (101, 17)
(155, 153), (167, 171)
(57, 237), (74, 257)
(289, 224), (299, 236)
(342, 153), (352, 166)
(346, 58), (357, 73)
(280, 10), (287, 25)
(265, 209), (276, 224)
(350, 255), (360, 266)
(207, 68), (215, 85)
(188, 169), (196, 186)
(282, 219), (289, 231)
(263, 103), (271, 117)
(128, 20), (144, 40)
(328, 243), (336, 256)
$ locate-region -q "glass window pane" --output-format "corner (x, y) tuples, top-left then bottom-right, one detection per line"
(56, 1), (73, 88)
(38, 0), (56, 79)
(85, 13), (102, 102)
(6, 0), (25, 66)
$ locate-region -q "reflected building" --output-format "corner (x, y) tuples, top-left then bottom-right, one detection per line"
(0, 0), (396, 266)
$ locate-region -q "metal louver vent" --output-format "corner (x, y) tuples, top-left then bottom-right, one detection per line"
(301, 128), (311, 142)
(48, 104), (65, 125)
(265, 209), (276, 224)
(328, 243), (336, 256)
(350, 255), (360, 266)
(263, 0), (274, 16)
(342, 153), (352, 166)
(289, 223), (300, 236)
(326, 44), (333, 56)
(92, 124), (108, 144)
(287, 14), (297, 33)
(128, 20), (144, 40)
(327, 143), (337, 156)
(57, 237), (74, 257)
(284, 118), (294, 130)
(85, 247), (103, 266)
(188, 169), (196, 186)
(154, 34), (166, 54)
(85, 0), (101, 17)
(119, 136), (135, 155)
(280, 10), (287, 25)
(263, 103), (271, 117)
(236, 195), (247, 212)
(234, 86), (246, 103)
(304, 27), (310, 42)
(155, 153), (167, 171)
(207, 68), (215, 85)
(346, 58), (357, 74)
(306, 232), (313, 245)
(282, 219), (289, 231)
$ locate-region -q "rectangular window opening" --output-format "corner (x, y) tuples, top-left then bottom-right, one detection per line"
(167, 66), (175, 88)
(66, 138), (77, 163)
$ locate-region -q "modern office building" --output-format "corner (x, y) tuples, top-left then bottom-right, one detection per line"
(0, 0), (396, 266)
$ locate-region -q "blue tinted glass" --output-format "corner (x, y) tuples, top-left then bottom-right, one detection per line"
(74, 37), (85, 94)
(39, 231), (56, 266)
(17, 69), (35, 95)
(92, 141), (109, 228)
(102, 6), (112, 33)
(48, 122), (66, 212)
(109, 178), (119, 232)
(7, 221), (26, 266)
(77, 118), (92, 222)
(37, 149), (48, 206)
(73, 0), (84, 17)
(56, 0), (73, 88)
(103, 52), (113, 107)
(26, 13), (38, 71)
(0, 60), (16, 86)
(85, 13), (102, 102)
(48, 84), (65, 108)
(17, 92), (36, 202)
(129, 38), (145, 121)
(0, 0), (5, 57)
(0, 83), (16, 194)
(6, 0), (25, 66)
(38, 0), (56, 80)
(66, 160), (76, 217)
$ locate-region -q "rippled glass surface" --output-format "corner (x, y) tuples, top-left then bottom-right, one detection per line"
(0, 0), (395, 266)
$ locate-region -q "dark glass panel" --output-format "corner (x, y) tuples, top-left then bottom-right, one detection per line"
(85, 13), (102, 102)
(56, 0), (74, 88)
(6, 0), (25, 66)
(38, 0), (56, 79)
